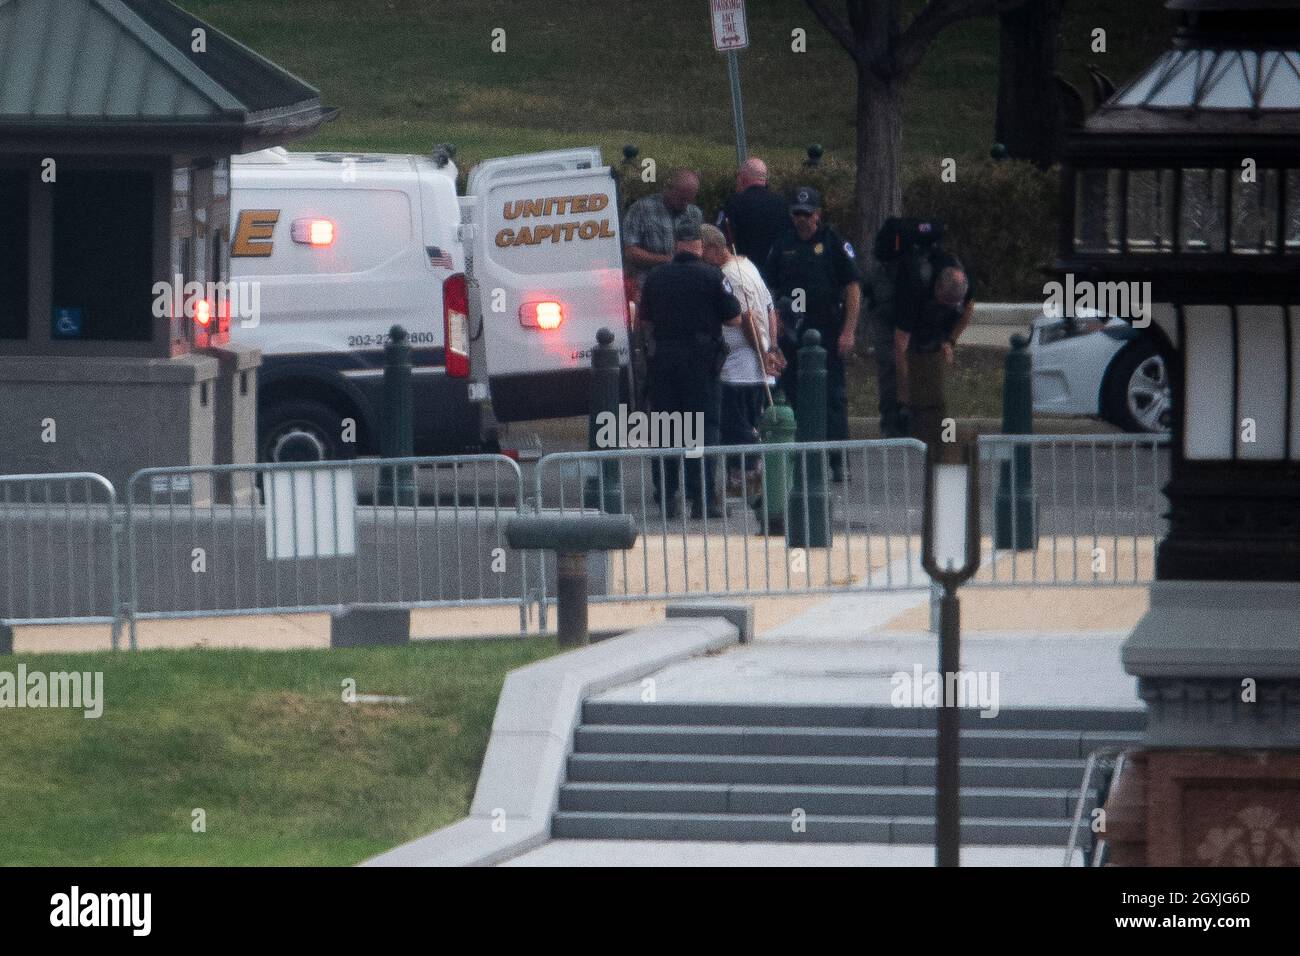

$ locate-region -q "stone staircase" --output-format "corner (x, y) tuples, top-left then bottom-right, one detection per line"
(553, 701), (1144, 845)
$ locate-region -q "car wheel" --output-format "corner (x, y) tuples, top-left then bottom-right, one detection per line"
(259, 399), (355, 462)
(1102, 339), (1172, 434)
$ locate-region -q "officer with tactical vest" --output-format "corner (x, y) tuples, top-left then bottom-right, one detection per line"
(766, 186), (862, 482)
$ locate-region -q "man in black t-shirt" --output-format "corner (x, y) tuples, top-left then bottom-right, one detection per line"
(717, 158), (790, 285)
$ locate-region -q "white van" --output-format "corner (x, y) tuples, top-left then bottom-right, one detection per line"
(229, 146), (629, 461)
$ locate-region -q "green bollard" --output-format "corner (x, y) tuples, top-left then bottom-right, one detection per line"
(584, 328), (623, 513)
(995, 333), (1038, 549)
(756, 397), (796, 533)
(786, 329), (832, 548)
(377, 324), (416, 506)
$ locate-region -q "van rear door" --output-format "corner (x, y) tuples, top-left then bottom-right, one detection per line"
(465, 148), (629, 422)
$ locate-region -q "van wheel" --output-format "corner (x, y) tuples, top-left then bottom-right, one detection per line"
(259, 399), (355, 462)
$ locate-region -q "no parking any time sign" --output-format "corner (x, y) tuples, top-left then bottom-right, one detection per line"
(710, 0), (749, 52)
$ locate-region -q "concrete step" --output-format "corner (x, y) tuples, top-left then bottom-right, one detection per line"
(551, 811), (1072, 845)
(574, 725), (1141, 760)
(558, 782), (1091, 818)
(582, 701), (1146, 732)
(566, 753), (1090, 788)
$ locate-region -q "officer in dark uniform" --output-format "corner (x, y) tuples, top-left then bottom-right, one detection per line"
(639, 220), (743, 519)
(765, 187), (862, 481)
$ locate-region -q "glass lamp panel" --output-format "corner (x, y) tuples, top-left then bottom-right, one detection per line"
(1074, 168), (1122, 253)
(1183, 306), (1236, 460)
(1236, 306), (1288, 460)
(1231, 169), (1279, 253)
(1200, 52), (1255, 109)
(932, 465), (969, 573)
(1180, 168), (1227, 253)
(1147, 49), (1203, 107)
(1260, 52), (1300, 109)
(1287, 170), (1300, 252)
(1127, 169), (1176, 253)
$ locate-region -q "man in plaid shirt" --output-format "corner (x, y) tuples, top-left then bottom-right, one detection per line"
(622, 169), (704, 291)
(623, 170), (703, 408)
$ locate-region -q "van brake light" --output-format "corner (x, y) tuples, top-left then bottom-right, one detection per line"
(443, 273), (470, 378)
(521, 300), (564, 330)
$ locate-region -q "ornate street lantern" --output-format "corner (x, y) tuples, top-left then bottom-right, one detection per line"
(1060, 0), (1300, 581)
(1059, 0), (1300, 866)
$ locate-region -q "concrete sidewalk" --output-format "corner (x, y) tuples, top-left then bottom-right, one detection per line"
(11, 576), (1148, 653)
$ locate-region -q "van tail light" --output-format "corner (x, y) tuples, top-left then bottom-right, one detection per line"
(521, 300), (564, 330)
(443, 273), (470, 378)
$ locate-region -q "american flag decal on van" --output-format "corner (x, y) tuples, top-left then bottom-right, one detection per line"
(426, 246), (453, 269)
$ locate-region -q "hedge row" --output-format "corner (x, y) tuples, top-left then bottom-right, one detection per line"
(611, 155), (1060, 301)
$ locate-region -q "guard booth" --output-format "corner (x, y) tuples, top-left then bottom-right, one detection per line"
(0, 0), (334, 498)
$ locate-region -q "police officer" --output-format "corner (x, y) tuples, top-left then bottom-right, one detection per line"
(639, 220), (743, 519)
(766, 187), (862, 481)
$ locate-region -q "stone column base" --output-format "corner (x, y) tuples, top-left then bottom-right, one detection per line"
(1104, 749), (1300, 866)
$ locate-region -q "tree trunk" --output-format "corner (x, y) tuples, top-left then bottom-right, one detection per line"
(853, 63), (905, 255)
(995, 0), (1065, 168)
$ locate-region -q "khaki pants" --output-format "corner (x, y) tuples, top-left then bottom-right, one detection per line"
(907, 350), (946, 452)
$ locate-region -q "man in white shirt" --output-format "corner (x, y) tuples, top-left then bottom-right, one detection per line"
(700, 225), (781, 495)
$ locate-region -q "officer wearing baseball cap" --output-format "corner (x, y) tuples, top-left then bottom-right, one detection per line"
(765, 186), (863, 481)
(639, 218), (744, 518)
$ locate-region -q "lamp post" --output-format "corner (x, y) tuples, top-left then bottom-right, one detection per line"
(1057, 0), (1300, 866)
(920, 443), (982, 868)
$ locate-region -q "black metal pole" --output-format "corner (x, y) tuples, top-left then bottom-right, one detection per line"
(936, 587), (962, 867)
(378, 324), (415, 505)
(555, 551), (589, 647)
(585, 328), (623, 512)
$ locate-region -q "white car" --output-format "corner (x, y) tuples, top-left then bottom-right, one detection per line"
(1028, 309), (1172, 434)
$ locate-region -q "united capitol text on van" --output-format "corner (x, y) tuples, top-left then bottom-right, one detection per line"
(225, 147), (631, 461)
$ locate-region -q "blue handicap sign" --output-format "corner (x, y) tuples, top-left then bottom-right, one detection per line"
(52, 307), (84, 339)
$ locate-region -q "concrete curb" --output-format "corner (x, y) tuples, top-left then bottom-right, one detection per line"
(848, 417), (1119, 438)
(361, 617), (741, 867)
(971, 303), (1042, 327)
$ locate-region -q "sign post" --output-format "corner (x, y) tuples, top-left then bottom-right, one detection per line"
(709, 0), (749, 165)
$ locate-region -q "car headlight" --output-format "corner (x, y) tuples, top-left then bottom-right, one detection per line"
(1036, 318), (1108, 347)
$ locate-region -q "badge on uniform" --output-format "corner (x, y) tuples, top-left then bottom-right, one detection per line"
(844, 241), (856, 258)
(813, 243), (824, 255)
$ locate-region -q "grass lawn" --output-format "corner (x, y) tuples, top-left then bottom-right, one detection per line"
(187, 0), (1168, 173)
(846, 344), (1007, 422)
(0, 639), (556, 866)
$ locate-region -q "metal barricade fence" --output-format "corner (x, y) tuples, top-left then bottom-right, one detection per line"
(125, 454), (529, 649)
(971, 433), (1171, 588)
(0, 472), (122, 648)
(531, 439), (929, 626)
(0, 434), (1173, 645)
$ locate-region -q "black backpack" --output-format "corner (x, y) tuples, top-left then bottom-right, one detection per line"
(871, 217), (947, 329)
